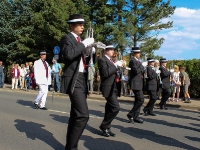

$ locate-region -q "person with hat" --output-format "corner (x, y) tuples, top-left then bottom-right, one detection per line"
(126, 47), (145, 123)
(60, 14), (94, 150)
(33, 50), (52, 110)
(143, 58), (158, 116)
(98, 43), (122, 137)
(159, 58), (171, 109)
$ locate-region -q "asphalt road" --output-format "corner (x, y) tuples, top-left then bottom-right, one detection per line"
(0, 89), (200, 150)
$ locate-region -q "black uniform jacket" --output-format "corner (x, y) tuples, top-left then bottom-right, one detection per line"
(159, 65), (171, 89)
(98, 55), (121, 98)
(146, 66), (157, 91)
(129, 57), (145, 91)
(60, 32), (89, 94)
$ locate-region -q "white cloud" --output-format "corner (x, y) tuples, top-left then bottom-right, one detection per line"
(157, 7), (200, 59)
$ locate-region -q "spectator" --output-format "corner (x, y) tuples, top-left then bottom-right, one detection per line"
(0, 61), (5, 88)
(121, 69), (129, 96)
(25, 62), (30, 72)
(88, 64), (95, 95)
(20, 64), (27, 89)
(171, 65), (181, 102)
(25, 71), (32, 91)
(180, 66), (191, 103)
(96, 70), (101, 95)
(17, 64), (22, 87)
(10, 64), (20, 89)
(52, 59), (62, 92)
(29, 62), (35, 90)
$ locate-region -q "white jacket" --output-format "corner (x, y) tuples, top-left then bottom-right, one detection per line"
(34, 59), (52, 85)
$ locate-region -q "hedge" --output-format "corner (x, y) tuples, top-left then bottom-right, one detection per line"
(167, 59), (200, 98)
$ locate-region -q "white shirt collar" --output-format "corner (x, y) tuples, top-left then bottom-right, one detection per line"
(71, 32), (79, 38)
(104, 55), (112, 61)
(134, 57), (138, 61)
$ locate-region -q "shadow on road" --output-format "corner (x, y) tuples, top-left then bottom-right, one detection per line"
(85, 124), (102, 136)
(185, 136), (200, 142)
(14, 119), (64, 149)
(16, 99), (34, 107)
(189, 123), (200, 128)
(155, 111), (200, 122)
(113, 125), (199, 150)
(50, 114), (69, 124)
(81, 135), (134, 150)
(144, 118), (200, 133)
(89, 109), (104, 117)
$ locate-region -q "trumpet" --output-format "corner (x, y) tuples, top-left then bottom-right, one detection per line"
(85, 22), (106, 63)
(85, 22), (94, 65)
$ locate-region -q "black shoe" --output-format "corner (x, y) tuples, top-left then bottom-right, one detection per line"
(99, 126), (110, 137)
(148, 112), (156, 116)
(108, 129), (116, 137)
(40, 107), (47, 110)
(143, 111), (149, 116)
(160, 105), (168, 110)
(126, 114), (134, 123)
(134, 118), (144, 123)
(33, 103), (39, 109)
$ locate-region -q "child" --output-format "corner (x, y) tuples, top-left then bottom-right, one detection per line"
(25, 73), (32, 91)
(172, 65), (181, 102)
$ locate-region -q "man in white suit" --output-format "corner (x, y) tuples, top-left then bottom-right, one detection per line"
(33, 50), (51, 110)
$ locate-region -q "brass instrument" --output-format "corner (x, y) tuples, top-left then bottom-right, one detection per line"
(85, 22), (106, 64)
(85, 22), (94, 65)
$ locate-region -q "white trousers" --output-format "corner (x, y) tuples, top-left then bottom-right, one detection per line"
(12, 78), (18, 89)
(34, 84), (48, 108)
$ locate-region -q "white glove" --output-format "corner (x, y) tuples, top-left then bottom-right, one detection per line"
(92, 47), (96, 54)
(82, 38), (94, 48)
(156, 70), (161, 74)
(114, 60), (123, 67)
(126, 67), (131, 70)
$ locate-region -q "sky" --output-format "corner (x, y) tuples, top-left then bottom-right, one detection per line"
(154, 0), (200, 60)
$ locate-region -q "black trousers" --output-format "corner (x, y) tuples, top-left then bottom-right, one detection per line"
(100, 87), (120, 130)
(144, 90), (157, 113)
(65, 73), (89, 150)
(159, 88), (171, 107)
(128, 90), (144, 119)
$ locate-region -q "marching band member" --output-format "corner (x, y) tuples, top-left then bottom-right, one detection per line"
(60, 14), (94, 150)
(143, 58), (158, 116)
(126, 47), (145, 124)
(33, 50), (51, 110)
(159, 58), (171, 110)
(98, 43), (122, 137)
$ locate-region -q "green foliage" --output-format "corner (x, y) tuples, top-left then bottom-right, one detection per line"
(125, 0), (176, 54)
(168, 59), (200, 98)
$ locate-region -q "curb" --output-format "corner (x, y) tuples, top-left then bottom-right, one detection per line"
(1, 84), (199, 111)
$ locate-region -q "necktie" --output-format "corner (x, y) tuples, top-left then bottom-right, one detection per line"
(77, 36), (87, 69)
(110, 58), (114, 64)
(42, 61), (48, 78)
(110, 58), (120, 82)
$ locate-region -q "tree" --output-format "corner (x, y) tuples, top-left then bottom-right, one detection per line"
(0, 0), (33, 64)
(125, 0), (176, 58)
(26, 0), (76, 62)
